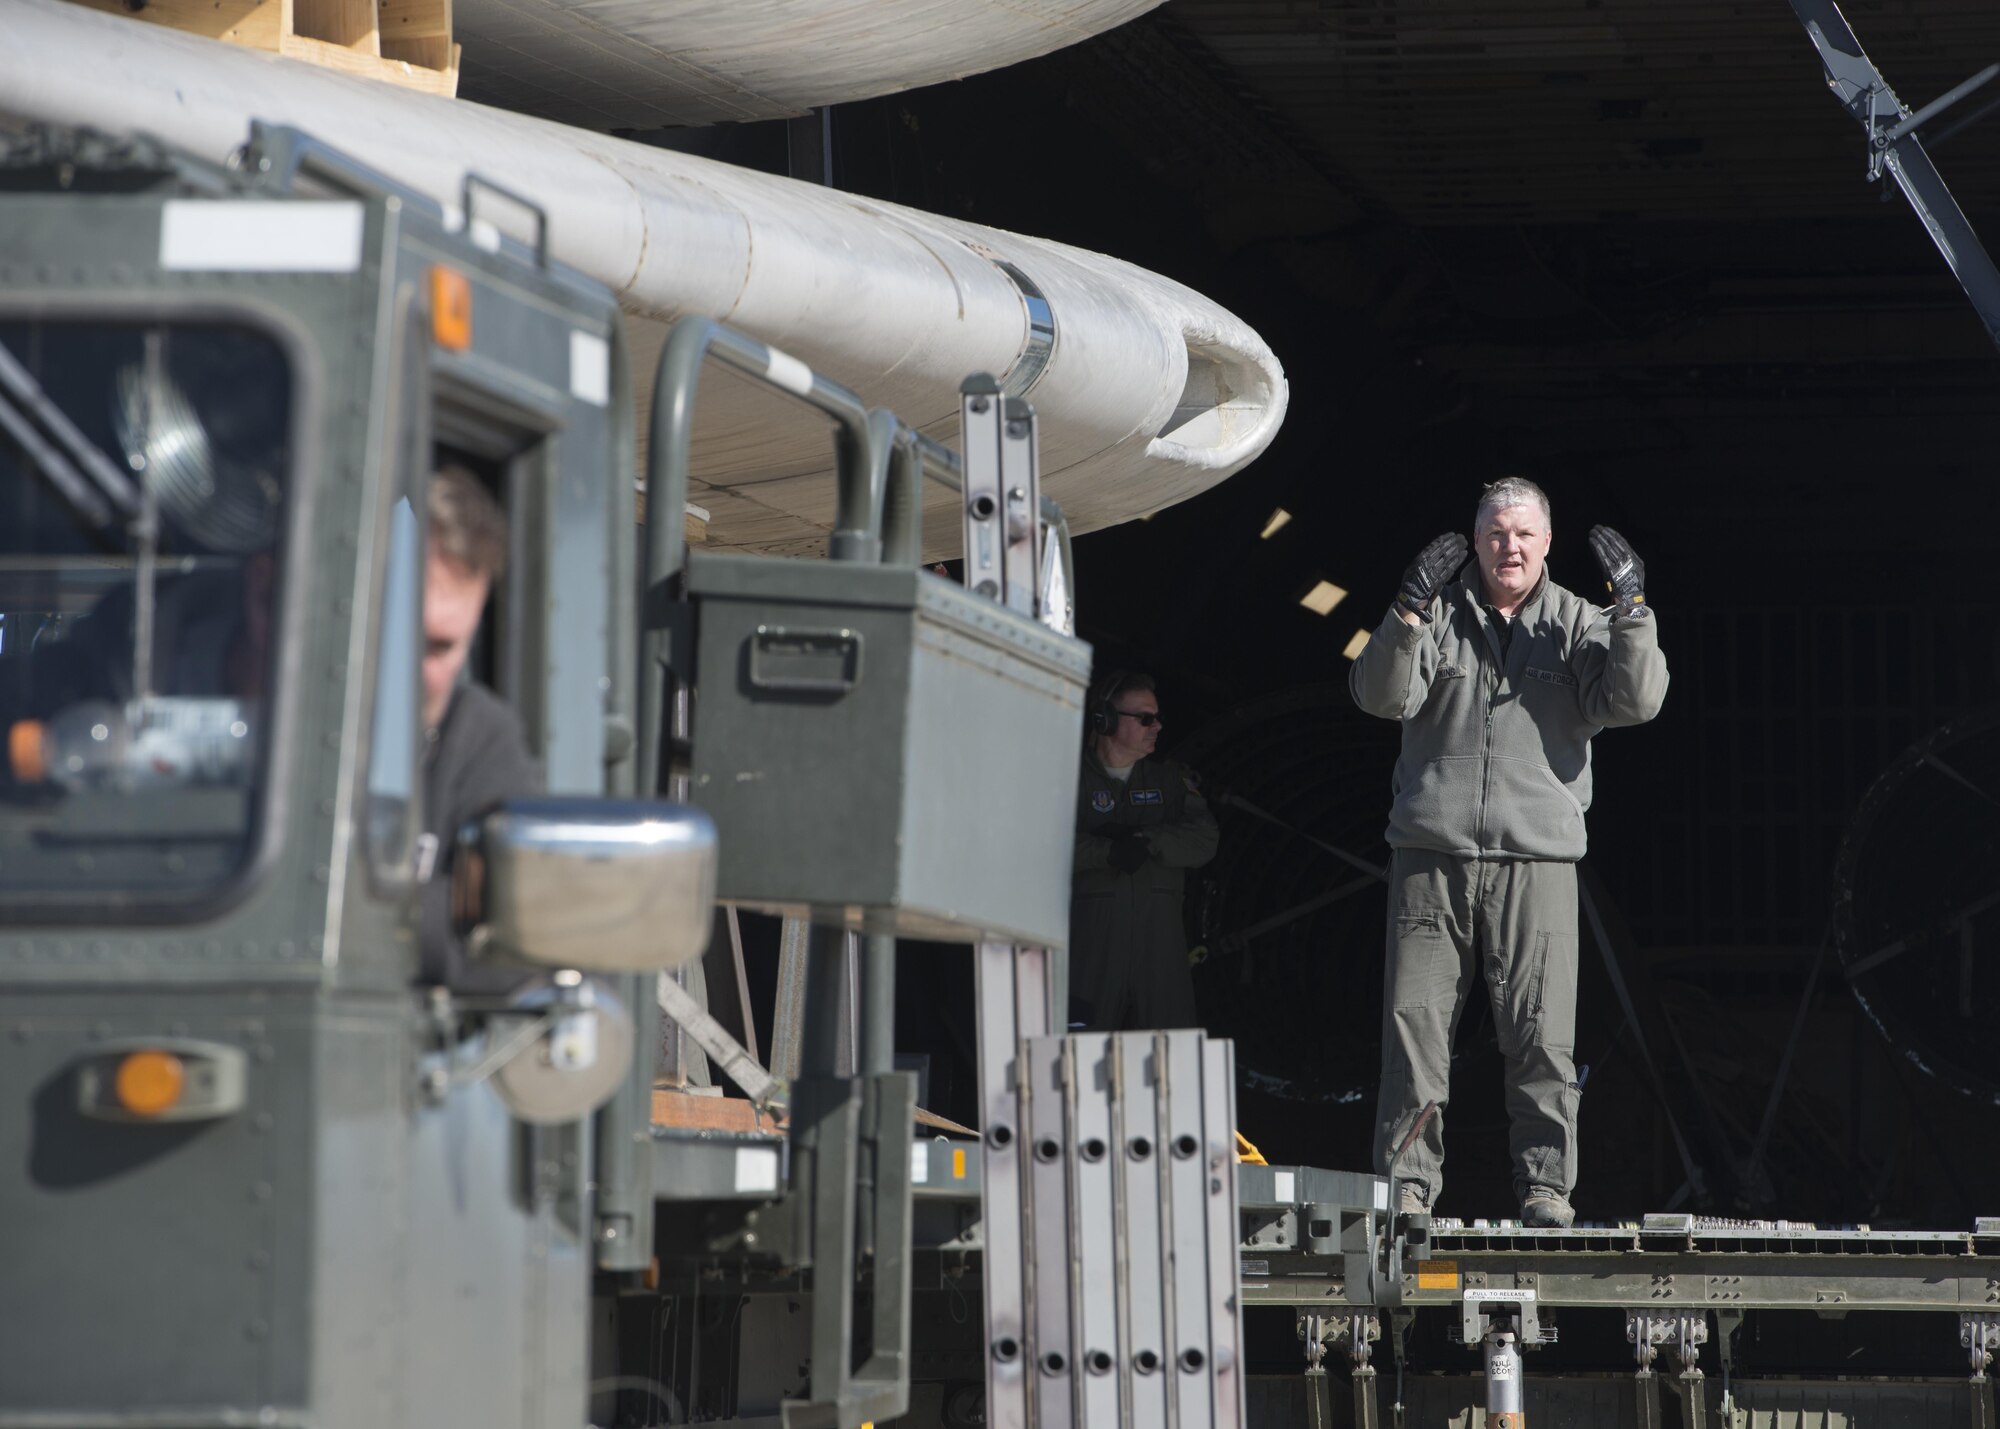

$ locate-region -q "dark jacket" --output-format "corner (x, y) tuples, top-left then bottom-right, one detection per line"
(1349, 569), (1668, 861)
(1068, 750), (1219, 1029)
(420, 681), (539, 989)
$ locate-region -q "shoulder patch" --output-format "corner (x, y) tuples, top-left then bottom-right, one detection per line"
(1183, 770), (1202, 793)
(1090, 789), (1117, 814)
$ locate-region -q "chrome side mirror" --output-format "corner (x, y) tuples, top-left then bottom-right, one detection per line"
(454, 798), (718, 973)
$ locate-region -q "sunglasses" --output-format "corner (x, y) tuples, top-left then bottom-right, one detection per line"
(1114, 709), (1162, 727)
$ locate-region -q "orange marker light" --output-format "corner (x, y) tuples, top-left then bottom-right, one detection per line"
(431, 265), (472, 351)
(8, 720), (46, 783)
(114, 1049), (185, 1118)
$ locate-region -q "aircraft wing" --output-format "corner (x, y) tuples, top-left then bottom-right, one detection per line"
(2, 0), (1286, 559)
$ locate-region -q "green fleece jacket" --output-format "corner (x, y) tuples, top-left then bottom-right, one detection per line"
(1349, 569), (1668, 861)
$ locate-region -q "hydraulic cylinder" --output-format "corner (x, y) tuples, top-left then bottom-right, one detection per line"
(1484, 1325), (1524, 1429)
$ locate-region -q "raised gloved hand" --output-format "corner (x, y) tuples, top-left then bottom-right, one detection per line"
(1395, 533), (1469, 620)
(1588, 525), (1647, 617)
(1105, 827), (1152, 874)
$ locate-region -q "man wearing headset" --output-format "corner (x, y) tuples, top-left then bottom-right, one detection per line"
(1351, 478), (1668, 1229)
(1068, 670), (1219, 1030)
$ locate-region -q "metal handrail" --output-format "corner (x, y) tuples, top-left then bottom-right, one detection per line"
(637, 317), (1081, 793)
(637, 317), (880, 797)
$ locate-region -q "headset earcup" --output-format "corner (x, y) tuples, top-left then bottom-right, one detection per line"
(1089, 669), (1134, 739)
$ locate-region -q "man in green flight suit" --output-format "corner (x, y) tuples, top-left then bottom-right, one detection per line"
(1350, 478), (1668, 1228)
(1069, 670), (1219, 1031)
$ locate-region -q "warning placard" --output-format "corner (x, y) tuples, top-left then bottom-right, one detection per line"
(1415, 1259), (1460, 1291)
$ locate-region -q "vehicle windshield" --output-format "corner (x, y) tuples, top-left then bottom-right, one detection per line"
(0, 320), (291, 913)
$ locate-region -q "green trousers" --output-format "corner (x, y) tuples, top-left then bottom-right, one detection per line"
(1372, 849), (1581, 1210)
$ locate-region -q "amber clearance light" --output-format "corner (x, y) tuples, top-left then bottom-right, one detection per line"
(431, 265), (473, 352)
(114, 1049), (186, 1118)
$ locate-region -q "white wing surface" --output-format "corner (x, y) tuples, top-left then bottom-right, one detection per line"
(455, 0), (1167, 129)
(1, 0), (1287, 557)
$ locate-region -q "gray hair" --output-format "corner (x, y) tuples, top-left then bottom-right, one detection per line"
(1475, 477), (1551, 531)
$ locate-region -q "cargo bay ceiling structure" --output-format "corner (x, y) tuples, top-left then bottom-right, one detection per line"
(1027, 0), (2000, 516)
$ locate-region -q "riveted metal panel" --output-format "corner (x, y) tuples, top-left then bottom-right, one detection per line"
(0, 992), (309, 1418)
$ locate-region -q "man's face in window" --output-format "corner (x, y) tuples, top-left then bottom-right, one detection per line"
(422, 553), (489, 730)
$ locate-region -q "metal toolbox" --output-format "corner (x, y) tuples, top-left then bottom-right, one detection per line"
(687, 551), (1091, 946)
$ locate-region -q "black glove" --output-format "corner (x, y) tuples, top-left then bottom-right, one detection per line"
(1588, 525), (1647, 617)
(1395, 532), (1469, 620)
(1105, 828), (1152, 874)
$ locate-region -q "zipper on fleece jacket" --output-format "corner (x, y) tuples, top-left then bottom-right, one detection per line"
(1474, 603), (1504, 856)
(1476, 682), (1497, 855)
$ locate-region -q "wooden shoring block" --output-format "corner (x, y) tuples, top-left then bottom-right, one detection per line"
(60, 0), (289, 52)
(379, 0), (449, 69)
(278, 32), (458, 95)
(61, 0), (458, 96)
(293, 0), (378, 51)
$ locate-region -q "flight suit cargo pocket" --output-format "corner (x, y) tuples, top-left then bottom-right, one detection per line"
(1494, 928), (1559, 1058)
(1388, 907), (1455, 1011)
(1530, 929), (1579, 1054)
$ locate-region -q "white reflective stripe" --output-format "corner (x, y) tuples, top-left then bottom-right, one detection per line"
(1273, 1170), (1295, 1203)
(911, 1143), (929, 1184)
(1372, 1179), (1389, 1211)
(733, 1146), (779, 1193)
(569, 330), (610, 407)
(763, 347), (814, 397)
(159, 200), (364, 272)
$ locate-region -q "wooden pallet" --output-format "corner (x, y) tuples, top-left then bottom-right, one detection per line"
(63, 0), (459, 96)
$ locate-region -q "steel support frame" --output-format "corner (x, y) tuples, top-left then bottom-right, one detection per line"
(1788, 0), (2000, 349)
(977, 940), (1061, 1429)
(976, 940), (1245, 1429)
(1627, 1309), (1708, 1429)
(1303, 1311), (1381, 1429)
(781, 924), (917, 1429)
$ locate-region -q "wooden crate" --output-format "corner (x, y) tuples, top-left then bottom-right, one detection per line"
(63, 0), (460, 96)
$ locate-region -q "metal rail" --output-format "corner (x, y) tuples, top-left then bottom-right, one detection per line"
(909, 427), (1077, 635)
(1788, 0), (2000, 349)
(903, 1148), (2000, 1317)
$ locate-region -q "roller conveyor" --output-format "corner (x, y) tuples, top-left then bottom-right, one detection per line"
(653, 1127), (2000, 1315)
(646, 1115), (2000, 1422)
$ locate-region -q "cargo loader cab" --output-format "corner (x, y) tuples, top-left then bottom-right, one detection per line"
(0, 123), (713, 1428)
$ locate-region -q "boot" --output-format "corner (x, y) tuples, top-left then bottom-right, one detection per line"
(1521, 1187), (1574, 1228)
